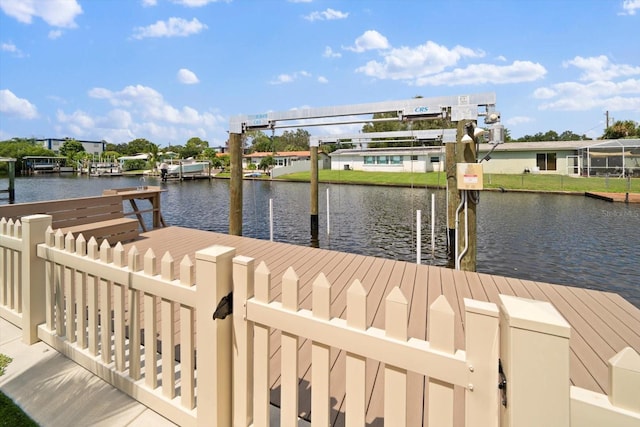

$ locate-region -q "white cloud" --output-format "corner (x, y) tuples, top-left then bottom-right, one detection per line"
(288, 0), (312, 3)
(142, 0), (157, 6)
(0, 89), (38, 118)
(1, 42), (17, 52)
(323, 46), (341, 58)
(48, 30), (63, 40)
(0, 0), (82, 28)
(621, 0), (640, 15)
(269, 71), (312, 85)
(177, 68), (200, 84)
(171, 0), (229, 6)
(132, 17), (207, 39)
(536, 79), (640, 111)
(304, 8), (349, 21)
(533, 87), (557, 99)
(563, 55), (640, 82)
(88, 84), (225, 125)
(535, 55), (640, 113)
(345, 30), (389, 53)
(60, 84), (225, 144)
(504, 116), (534, 126)
(271, 74), (294, 84)
(317, 76), (328, 84)
(414, 61), (546, 86)
(57, 109), (95, 134)
(356, 40), (484, 80)
(1, 42), (25, 57)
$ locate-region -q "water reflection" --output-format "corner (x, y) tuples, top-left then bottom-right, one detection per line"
(4, 174), (639, 307)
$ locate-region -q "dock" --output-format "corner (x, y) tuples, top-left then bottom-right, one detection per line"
(2, 188), (640, 425)
(585, 191), (640, 203)
(119, 225), (640, 426)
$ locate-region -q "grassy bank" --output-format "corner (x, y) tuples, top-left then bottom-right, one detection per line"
(276, 170), (640, 193)
(0, 355), (38, 427)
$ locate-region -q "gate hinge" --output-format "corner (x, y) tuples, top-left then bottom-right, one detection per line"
(498, 358), (507, 407)
(213, 292), (233, 320)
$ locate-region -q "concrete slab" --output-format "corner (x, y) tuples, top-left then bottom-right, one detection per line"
(0, 318), (177, 427)
(1, 318), (310, 426)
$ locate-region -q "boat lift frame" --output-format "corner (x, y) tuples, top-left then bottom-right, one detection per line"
(230, 92), (498, 134)
(228, 93), (499, 267)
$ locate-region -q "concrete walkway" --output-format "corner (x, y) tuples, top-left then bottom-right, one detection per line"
(0, 318), (177, 427)
(0, 318), (310, 426)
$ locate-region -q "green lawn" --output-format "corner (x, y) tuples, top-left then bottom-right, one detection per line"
(0, 354), (38, 427)
(276, 170), (640, 193)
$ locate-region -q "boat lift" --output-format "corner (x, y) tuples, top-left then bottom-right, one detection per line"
(228, 93), (501, 269)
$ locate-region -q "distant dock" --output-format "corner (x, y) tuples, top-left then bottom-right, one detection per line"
(585, 191), (640, 203)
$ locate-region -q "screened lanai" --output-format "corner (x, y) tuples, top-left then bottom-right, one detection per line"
(580, 138), (640, 177)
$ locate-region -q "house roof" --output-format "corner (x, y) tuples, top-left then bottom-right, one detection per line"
(479, 138), (640, 152)
(244, 151), (314, 158)
(331, 146), (444, 157)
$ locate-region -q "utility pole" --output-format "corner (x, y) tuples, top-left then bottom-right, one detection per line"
(458, 121), (478, 272)
(229, 132), (243, 236)
(447, 120), (479, 271)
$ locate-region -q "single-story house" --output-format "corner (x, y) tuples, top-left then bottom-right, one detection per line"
(243, 150), (329, 169)
(330, 139), (640, 177)
(330, 146), (445, 173)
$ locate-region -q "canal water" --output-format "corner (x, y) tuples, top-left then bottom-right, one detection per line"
(3, 174), (639, 307)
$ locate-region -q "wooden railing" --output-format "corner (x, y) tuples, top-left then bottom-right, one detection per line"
(1, 214), (639, 426)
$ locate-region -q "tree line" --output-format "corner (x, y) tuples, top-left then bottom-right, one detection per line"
(0, 137), (229, 174)
(2, 118), (638, 173)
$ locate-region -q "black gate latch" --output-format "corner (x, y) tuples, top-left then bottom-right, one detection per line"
(498, 358), (507, 407)
(213, 292), (233, 320)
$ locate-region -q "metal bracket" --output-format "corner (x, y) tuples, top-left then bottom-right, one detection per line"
(498, 358), (507, 407)
(212, 292), (233, 320)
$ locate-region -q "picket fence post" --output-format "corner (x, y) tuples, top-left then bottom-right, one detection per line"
(233, 255), (255, 427)
(21, 214), (52, 344)
(196, 245), (235, 427)
(499, 294), (571, 427)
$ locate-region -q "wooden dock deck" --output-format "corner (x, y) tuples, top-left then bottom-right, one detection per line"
(585, 191), (640, 203)
(123, 226), (640, 426)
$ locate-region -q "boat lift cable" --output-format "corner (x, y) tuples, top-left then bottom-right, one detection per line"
(408, 120), (416, 262)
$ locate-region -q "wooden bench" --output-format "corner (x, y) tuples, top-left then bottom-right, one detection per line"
(0, 194), (139, 245)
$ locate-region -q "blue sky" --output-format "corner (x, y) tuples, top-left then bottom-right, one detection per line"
(1, 0), (639, 148)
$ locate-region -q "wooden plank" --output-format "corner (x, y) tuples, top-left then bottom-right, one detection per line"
(570, 287), (640, 348)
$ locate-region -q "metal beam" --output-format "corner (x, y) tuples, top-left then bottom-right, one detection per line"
(310, 129), (457, 146)
(230, 93), (496, 133)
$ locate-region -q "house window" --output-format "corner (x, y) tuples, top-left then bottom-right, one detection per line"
(364, 156), (375, 165)
(378, 156), (389, 164)
(536, 153), (557, 171)
(411, 155), (418, 161)
(391, 155), (402, 164)
(430, 156), (440, 163)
